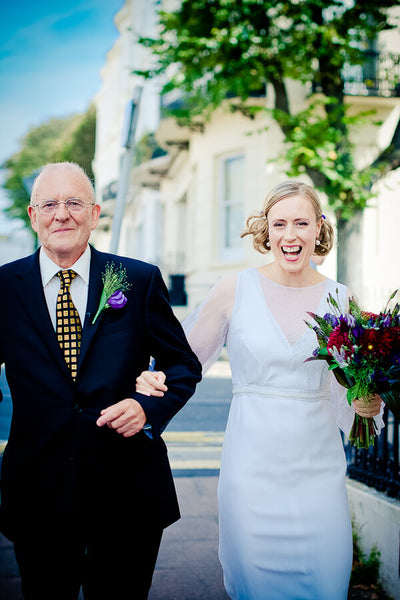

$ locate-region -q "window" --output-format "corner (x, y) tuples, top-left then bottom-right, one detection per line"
(219, 154), (245, 260)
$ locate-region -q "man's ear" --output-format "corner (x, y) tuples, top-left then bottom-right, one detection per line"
(27, 205), (39, 234)
(90, 204), (101, 231)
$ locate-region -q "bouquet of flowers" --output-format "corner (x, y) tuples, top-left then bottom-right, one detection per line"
(306, 290), (400, 449)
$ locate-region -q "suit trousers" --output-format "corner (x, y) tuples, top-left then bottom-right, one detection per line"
(13, 513), (163, 600)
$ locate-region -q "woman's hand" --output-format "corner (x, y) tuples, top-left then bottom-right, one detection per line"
(353, 394), (382, 418)
(136, 370), (168, 397)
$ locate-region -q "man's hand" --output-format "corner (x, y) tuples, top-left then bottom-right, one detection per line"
(96, 398), (146, 437)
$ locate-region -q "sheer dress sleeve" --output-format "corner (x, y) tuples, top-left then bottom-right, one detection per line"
(182, 274), (237, 374)
(329, 375), (356, 436)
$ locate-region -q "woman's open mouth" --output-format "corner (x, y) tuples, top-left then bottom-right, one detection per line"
(282, 245), (302, 259)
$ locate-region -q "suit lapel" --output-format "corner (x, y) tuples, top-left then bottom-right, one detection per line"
(15, 248), (113, 378)
(15, 251), (71, 379)
(77, 247), (105, 370)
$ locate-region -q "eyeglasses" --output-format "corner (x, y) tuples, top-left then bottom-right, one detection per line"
(31, 198), (95, 215)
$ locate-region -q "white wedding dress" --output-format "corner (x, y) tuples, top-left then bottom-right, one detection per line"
(184, 268), (356, 600)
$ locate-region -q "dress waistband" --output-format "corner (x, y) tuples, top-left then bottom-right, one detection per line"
(232, 384), (330, 402)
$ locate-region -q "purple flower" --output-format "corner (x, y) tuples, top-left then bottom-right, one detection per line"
(389, 353), (400, 366)
(107, 290), (128, 309)
(92, 262), (131, 324)
(343, 314), (356, 328)
(382, 315), (392, 327)
(323, 313), (339, 327)
(352, 325), (364, 338)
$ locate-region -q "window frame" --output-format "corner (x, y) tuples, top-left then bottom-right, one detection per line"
(217, 151), (245, 262)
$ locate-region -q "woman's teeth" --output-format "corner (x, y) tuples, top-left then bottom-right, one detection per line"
(282, 246), (301, 255)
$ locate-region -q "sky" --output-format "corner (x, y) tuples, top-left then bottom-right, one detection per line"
(0, 0), (124, 169)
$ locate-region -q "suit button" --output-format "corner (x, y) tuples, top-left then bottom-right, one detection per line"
(74, 404), (83, 413)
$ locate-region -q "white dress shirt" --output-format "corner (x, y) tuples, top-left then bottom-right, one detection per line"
(39, 246), (91, 330)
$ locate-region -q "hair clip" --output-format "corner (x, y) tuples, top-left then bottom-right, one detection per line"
(322, 214), (326, 219)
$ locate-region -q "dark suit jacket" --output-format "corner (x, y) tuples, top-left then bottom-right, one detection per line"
(0, 246), (201, 541)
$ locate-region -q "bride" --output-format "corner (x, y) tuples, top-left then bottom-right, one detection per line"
(136, 181), (382, 600)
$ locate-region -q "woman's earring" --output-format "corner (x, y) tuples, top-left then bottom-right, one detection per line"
(315, 239), (321, 246)
(266, 241), (271, 248)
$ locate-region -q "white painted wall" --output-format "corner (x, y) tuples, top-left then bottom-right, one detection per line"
(92, 0), (162, 258)
(361, 167), (400, 311)
(120, 186), (163, 265)
(347, 479), (400, 599)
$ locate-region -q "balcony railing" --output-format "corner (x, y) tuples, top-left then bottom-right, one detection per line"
(343, 51), (400, 98)
(312, 51), (400, 98)
(344, 407), (400, 499)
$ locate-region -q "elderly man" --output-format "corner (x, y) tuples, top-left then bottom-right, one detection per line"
(0, 162), (201, 599)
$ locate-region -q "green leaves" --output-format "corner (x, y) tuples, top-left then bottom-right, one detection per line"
(2, 106), (96, 234)
(135, 0), (398, 222)
(348, 297), (363, 322)
(270, 98), (381, 218)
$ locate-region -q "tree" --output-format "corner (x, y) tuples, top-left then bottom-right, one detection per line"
(1, 106), (96, 235)
(58, 105), (96, 180)
(137, 0), (400, 287)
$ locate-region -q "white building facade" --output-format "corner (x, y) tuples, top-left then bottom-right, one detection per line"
(93, 1), (400, 315)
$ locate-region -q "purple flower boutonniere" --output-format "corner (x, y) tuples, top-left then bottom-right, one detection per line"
(92, 262), (132, 324)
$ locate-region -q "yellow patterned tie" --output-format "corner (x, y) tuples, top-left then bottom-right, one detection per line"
(56, 270), (82, 380)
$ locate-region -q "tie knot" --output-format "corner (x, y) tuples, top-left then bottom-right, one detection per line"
(57, 269), (77, 289)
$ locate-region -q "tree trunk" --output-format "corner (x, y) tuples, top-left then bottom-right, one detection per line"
(336, 211), (364, 298)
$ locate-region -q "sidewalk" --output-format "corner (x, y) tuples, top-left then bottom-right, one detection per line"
(149, 475), (228, 600)
(0, 475), (229, 600)
(0, 474), (387, 599)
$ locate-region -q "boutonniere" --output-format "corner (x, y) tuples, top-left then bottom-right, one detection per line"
(92, 262), (132, 324)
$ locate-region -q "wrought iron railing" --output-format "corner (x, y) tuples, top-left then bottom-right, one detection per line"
(312, 51), (400, 98)
(343, 50), (400, 98)
(344, 407), (400, 499)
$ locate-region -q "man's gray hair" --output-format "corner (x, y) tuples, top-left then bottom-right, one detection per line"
(30, 162), (96, 205)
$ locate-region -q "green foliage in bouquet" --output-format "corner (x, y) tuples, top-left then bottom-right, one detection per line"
(306, 290), (400, 448)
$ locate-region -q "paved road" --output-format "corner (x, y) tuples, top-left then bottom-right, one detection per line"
(165, 361), (231, 476)
(0, 362), (232, 599)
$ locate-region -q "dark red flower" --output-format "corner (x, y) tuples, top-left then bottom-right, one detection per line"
(327, 327), (353, 358)
(359, 327), (400, 358)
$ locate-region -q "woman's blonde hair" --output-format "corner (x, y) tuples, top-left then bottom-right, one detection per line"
(241, 180), (334, 256)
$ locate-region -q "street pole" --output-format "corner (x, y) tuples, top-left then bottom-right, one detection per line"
(110, 86), (142, 255)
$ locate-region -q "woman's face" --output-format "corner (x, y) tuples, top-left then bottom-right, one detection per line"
(267, 194), (322, 274)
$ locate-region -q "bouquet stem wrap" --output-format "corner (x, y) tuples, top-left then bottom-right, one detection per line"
(349, 395), (380, 449)
(353, 394), (381, 418)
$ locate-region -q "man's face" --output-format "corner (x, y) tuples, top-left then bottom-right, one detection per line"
(28, 165), (101, 267)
